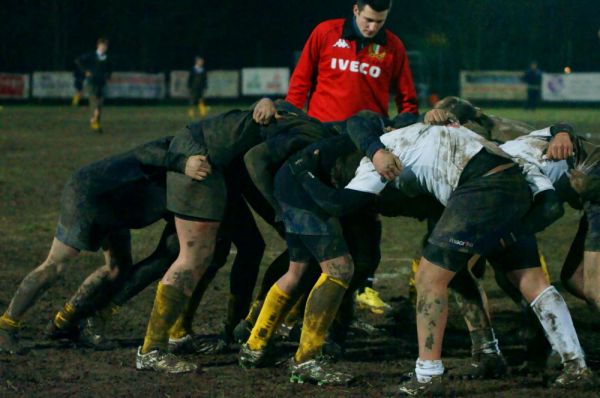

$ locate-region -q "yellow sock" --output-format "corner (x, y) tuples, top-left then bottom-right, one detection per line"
(539, 253), (551, 283)
(245, 299), (264, 325)
(247, 284), (291, 351)
(198, 101), (207, 117)
(168, 276), (210, 340)
(0, 312), (21, 332)
(295, 274), (348, 363)
(53, 303), (76, 330)
(71, 93), (81, 106)
(142, 282), (187, 353)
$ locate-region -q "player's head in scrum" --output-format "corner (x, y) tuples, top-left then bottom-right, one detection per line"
(352, 0), (392, 38)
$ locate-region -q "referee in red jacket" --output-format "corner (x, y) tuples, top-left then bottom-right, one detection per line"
(286, 0), (418, 124)
(285, 0), (418, 318)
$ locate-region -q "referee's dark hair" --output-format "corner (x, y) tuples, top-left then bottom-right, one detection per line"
(357, 0), (392, 12)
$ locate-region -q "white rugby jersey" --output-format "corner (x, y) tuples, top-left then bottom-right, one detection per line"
(345, 123), (508, 206)
(499, 128), (569, 196)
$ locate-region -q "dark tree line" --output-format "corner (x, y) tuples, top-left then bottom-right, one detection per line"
(1, 0), (599, 95)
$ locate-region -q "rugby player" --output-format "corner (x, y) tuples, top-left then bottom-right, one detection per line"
(0, 136), (209, 354)
(290, 116), (592, 393)
(75, 38), (112, 132)
(240, 107), (506, 383)
(500, 125), (600, 316)
(286, 0), (420, 313)
(134, 97), (353, 373)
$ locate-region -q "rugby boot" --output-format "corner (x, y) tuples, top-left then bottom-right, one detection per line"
(0, 328), (20, 354)
(348, 319), (381, 337)
(459, 352), (507, 379)
(289, 356), (354, 386)
(169, 334), (229, 355)
(90, 120), (102, 133)
(79, 316), (116, 350)
(552, 361), (596, 389)
(238, 343), (277, 368)
(135, 347), (197, 374)
(45, 319), (80, 342)
(396, 372), (446, 396)
(355, 287), (392, 314)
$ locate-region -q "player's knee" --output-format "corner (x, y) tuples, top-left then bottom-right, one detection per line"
(34, 262), (62, 284)
(102, 264), (121, 281)
(325, 257), (354, 284)
(415, 260), (449, 291)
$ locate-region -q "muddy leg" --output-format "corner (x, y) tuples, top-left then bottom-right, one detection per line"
(5, 238), (79, 321)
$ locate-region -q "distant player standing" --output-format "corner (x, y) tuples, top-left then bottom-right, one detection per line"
(285, 0), (418, 312)
(75, 38), (112, 132)
(187, 56), (208, 119)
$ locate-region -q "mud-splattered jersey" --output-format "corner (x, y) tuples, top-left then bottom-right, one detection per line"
(345, 123), (509, 206)
(500, 128), (569, 196)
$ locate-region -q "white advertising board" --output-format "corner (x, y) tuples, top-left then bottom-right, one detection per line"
(543, 73), (600, 102)
(460, 71), (527, 101)
(170, 70), (240, 98)
(242, 68), (289, 96)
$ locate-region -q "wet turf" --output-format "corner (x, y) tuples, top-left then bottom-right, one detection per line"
(1, 105), (600, 397)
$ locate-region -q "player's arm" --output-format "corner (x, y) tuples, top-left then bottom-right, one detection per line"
(289, 151), (377, 217)
(135, 136), (212, 180)
(285, 26), (321, 109)
(163, 125), (211, 177)
(392, 41), (419, 117)
(345, 111), (402, 181)
(75, 53), (93, 76)
(547, 123), (575, 160)
(244, 143), (281, 213)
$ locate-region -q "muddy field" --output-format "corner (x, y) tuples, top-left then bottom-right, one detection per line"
(1, 105), (600, 397)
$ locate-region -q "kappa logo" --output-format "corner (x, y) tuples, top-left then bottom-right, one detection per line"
(333, 39), (351, 49)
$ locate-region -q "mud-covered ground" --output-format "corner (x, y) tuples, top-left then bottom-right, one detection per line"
(1, 105), (600, 397)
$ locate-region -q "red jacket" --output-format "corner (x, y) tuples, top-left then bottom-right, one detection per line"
(286, 18), (418, 122)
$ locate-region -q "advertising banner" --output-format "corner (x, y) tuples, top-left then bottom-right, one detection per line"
(0, 73), (29, 99)
(105, 72), (166, 99)
(543, 73), (600, 102)
(32, 71), (75, 98)
(242, 68), (289, 96)
(170, 70), (240, 98)
(460, 71), (527, 101)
